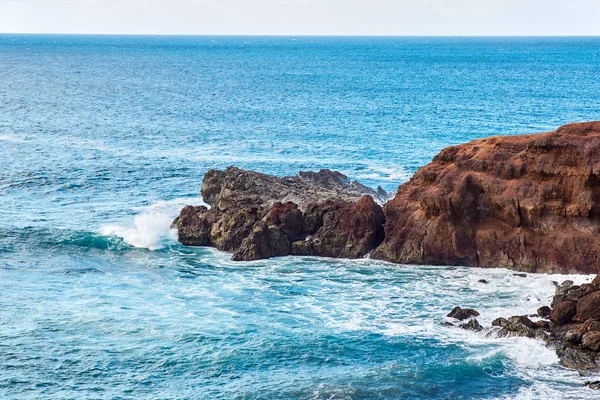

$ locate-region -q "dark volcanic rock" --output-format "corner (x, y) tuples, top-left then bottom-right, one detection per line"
(232, 222), (291, 261)
(537, 306), (552, 319)
(550, 300), (577, 325)
(565, 329), (585, 345)
(585, 380), (600, 390)
(173, 205), (217, 246)
(491, 315), (545, 339)
(460, 318), (483, 331)
(293, 196), (386, 259)
(447, 306), (480, 321)
(373, 121), (600, 274)
(486, 273), (600, 370)
(549, 281), (598, 308)
(575, 292), (600, 322)
(556, 344), (600, 370)
(174, 167), (387, 261)
(230, 197), (386, 261)
(263, 202), (305, 242)
(201, 166), (388, 212)
(208, 207), (262, 252)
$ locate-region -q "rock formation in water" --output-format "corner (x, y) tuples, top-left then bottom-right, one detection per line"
(201, 166), (389, 211)
(444, 275), (600, 371)
(373, 121), (600, 274)
(470, 276), (600, 370)
(172, 167), (387, 261)
(176, 121), (600, 273)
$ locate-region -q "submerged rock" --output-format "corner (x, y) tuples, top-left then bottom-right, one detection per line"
(491, 315), (547, 340)
(585, 381), (600, 390)
(459, 318), (483, 332)
(373, 121), (600, 274)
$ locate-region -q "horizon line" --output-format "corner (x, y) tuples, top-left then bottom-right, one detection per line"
(1, 32), (600, 38)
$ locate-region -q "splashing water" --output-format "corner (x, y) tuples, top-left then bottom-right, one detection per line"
(3, 35), (600, 399)
(100, 198), (205, 250)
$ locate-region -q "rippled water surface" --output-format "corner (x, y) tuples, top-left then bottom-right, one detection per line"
(2, 35), (600, 399)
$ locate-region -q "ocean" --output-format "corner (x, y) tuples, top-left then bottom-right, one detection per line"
(2, 35), (600, 399)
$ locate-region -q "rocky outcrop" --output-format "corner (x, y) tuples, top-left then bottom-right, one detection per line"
(373, 121), (600, 274)
(172, 168), (387, 261)
(201, 166), (388, 212)
(474, 276), (600, 370)
(289, 196), (385, 259)
(447, 306), (480, 321)
(177, 122), (600, 272)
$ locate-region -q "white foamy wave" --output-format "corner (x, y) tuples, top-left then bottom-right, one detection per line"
(354, 164), (411, 183)
(0, 135), (22, 142)
(469, 336), (558, 367)
(100, 213), (178, 250)
(100, 197), (205, 250)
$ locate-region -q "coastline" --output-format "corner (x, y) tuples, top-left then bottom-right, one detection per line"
(172, 121), (600, 375)
(175, 121), (600, 275)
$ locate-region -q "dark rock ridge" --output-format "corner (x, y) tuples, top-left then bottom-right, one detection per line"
(173, 167), (387, 261)
(176, 121), (600, 273)
(373, 121), (600, 274)
(201, 166), (389, 212)
(464, 275), (600, 370)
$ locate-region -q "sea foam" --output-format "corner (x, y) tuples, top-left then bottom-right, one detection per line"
(100, 197), (205, 250)
(0, 135), (21, 142)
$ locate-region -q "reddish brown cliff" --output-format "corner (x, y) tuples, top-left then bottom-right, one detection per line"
(373, 121), (600, 274)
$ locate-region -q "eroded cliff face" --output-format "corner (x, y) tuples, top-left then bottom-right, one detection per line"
(373, 121), (600, 274)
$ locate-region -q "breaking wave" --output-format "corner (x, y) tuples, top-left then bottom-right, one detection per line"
(99, 197), (205, 250)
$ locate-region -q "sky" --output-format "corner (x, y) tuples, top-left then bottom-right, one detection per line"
(1, 0), (599, 36)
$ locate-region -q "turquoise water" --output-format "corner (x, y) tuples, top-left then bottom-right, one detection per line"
(2, 35), (600, 399)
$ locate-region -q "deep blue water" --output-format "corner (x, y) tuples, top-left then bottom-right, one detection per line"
(2, 35), (600, 399)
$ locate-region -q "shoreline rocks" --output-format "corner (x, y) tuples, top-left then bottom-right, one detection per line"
(373, 121), (600, 274)
(177, 121), (600, 274)
(447, 306), (480, 321)
(172, 167), (388, 261)
(173, 121), (600, 372)
(450, 275), (600, 371)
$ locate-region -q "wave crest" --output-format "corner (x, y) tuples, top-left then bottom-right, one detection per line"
(100, 197), (204, 250)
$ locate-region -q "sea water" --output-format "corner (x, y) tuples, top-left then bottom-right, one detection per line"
(2, 35), (600, 399)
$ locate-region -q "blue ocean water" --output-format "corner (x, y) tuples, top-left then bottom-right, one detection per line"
(2, 35), (600, 399)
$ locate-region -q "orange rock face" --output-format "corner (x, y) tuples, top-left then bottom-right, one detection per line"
(373, 121), (600, 273)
